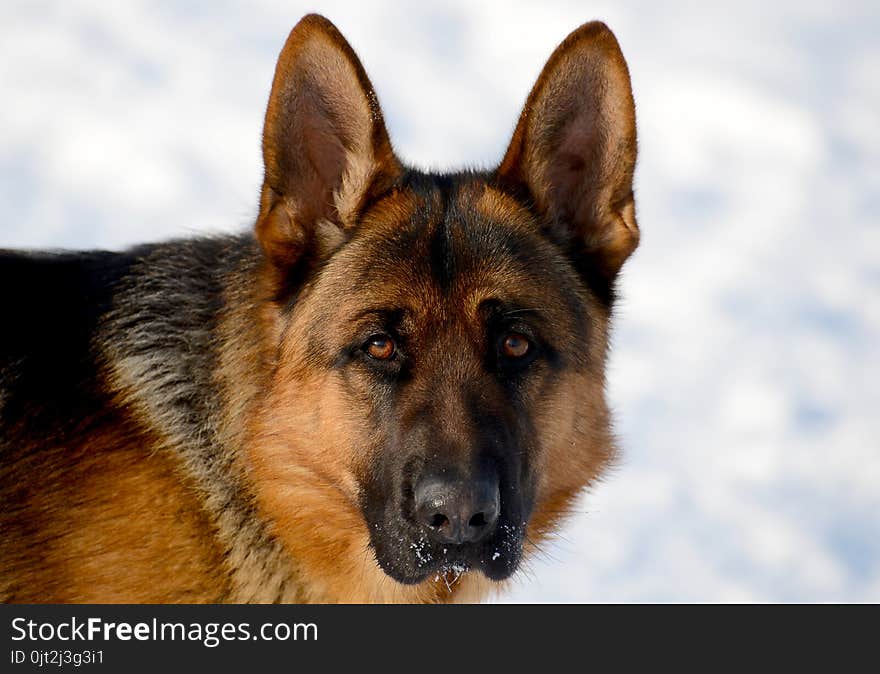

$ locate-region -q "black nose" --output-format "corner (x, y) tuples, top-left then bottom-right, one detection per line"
(414, 474), (500, 545)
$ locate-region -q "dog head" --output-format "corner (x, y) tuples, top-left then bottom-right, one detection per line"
(246, 14), (638, 600)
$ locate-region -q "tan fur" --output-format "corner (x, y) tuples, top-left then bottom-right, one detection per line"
(1, 419), (227, 603)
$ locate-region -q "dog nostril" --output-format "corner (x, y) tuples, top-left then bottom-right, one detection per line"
(469, 512), (488, 528)
(415, 474), (500, 545)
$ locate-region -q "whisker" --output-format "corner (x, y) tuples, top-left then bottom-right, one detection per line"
(502, 307), (545, 317)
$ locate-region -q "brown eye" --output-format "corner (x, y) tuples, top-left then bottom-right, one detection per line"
(365, 334), (395, 360)
(501, 333), (531, 359)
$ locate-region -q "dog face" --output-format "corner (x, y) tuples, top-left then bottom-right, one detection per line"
(282, 180), (609, 584)
(247, 15), (638, 596)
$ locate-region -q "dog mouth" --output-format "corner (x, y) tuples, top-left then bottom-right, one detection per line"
(361, 454), (533, 586)
(369, 517), (526, 585)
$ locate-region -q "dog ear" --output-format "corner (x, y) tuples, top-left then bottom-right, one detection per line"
(256, 14), (400, 276)
(497, 22), (638, 285)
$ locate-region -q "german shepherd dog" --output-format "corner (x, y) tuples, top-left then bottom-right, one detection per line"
(0, 15), (638, 603)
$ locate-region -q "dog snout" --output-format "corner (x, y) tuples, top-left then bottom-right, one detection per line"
(413, 473), (500, 545)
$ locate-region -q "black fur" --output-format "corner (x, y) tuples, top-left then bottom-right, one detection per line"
(0, 249), (140, 442)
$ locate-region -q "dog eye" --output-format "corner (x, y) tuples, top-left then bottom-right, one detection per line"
(500, 333), (531, 359)
(364, 334), (396, 360)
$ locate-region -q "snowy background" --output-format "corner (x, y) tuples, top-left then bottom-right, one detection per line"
(1, 1), (877, 602)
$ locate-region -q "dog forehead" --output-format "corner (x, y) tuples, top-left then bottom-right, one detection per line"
(305, 178), (593, 347)
(328, 182), (552, 295)
(301, 179), (593, 364)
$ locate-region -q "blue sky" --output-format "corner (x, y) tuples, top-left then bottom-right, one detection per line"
(1, 0), (878, 601)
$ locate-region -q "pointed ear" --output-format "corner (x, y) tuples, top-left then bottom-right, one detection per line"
(497, 22), (638, 283)
(256, 14), (401, 275)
